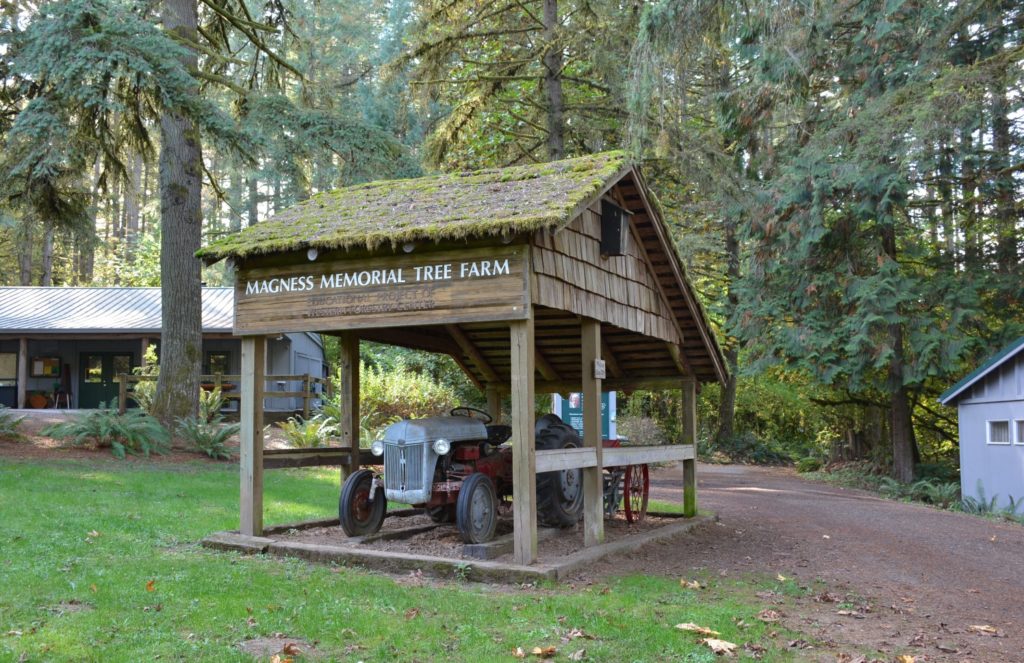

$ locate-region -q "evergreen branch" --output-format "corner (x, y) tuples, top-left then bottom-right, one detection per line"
(194, 70), (248, 96)
(197, 0), (303, 80)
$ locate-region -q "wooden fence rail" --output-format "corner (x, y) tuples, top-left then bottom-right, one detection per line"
(115, 373), (332, 416)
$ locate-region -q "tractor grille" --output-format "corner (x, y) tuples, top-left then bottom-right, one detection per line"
(384, 443), (424, 492)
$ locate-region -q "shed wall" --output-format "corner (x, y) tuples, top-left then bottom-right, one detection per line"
(958, 398), (1024, 509)
(956, 354), (1024, 404)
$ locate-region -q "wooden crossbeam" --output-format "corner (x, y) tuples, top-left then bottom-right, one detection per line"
(601, 339), (623, 378)
(535, 347), (560, 382)
(446, 324), (500, 384)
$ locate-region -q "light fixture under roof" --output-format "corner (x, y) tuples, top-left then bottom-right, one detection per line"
(307, 247), (319, 261)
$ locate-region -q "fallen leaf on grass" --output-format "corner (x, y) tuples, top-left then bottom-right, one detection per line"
(145, 580), (155, 592)
(787, 639), (811, 649)
(936, 644), (959, 653)
(404, 607), (420, 620)
(743, 642), (766, 659)
(835, 654), (866, 663)
(512, 647), (526, 658)
(967, 624), (999, 635)
(894, 656), (915, 663)
(815, 592), (841, 603)
(531, 645), (557, 658)
(567, 649), (586, 661)
(87, 530), (100, 538)
(675, 623), (720, 636)
(680, 579), (702, 590)
(89, 584), (97, 594)
(776, 574), (787, 582)
(281, 643), (302, 656)
(836, 610), (865, 619)
(269, 656), (293, 663)
(245, 616), (257, 627)
(141, 604), (162, 613)
(700, 638), (737, 655)
(562, 628), (595, 642)
(756, 609), (782, 623)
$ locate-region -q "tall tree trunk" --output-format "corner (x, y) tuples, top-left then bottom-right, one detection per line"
(990, 64), (1017, 275)
(542, 0), (564, 160)
(716, 220), (740, 443)
(151, 0), (203, 425)
(17, 221), (32, 286)
(125, 152), (142, 260)
(229, 167), (242, 232)
(247, 175), (259, 226)
(38, 220), (54, 286)
(881, 222), (915, 482)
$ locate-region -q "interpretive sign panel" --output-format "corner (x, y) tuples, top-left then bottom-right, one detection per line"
(233, 244), (529, 334)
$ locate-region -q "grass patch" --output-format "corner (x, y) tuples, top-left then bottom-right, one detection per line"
(0, 458), (802, 661)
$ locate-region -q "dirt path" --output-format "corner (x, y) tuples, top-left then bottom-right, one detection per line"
(583, 463), (1024, 661)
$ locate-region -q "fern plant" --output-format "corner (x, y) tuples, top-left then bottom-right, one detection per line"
(276, 414), (338, 448)
(0, 405), (25, 441)
(176, 415), (237, 460)
(199, 387), (226, 422)
(42, 401), (170, 459)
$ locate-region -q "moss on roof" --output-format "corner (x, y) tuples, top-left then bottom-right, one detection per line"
(198, 151), (631, 263)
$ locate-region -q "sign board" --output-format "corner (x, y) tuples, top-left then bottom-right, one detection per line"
(552, 391), (617, 441)
(233, 244), (529, 334)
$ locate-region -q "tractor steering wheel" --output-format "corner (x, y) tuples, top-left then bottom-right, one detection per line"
(450, 406), (493, 424)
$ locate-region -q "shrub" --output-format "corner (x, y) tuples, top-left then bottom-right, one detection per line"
(708, 432), (792, 465)
(200, 387), (226, 422)
(176, 415), (237, 460)
(796, 456), (823, 473)
(130, 344), (159, 413)
(42, 401), (170, 459)
(277, 413), (338, 448)
(0, 405), (25, 441)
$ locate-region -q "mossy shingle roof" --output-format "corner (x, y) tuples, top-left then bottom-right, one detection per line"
(198, 151), (630, 263)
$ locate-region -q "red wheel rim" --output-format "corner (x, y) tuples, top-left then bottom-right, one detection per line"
(351, 487), (372, 523)
(623, 464), (649, 523)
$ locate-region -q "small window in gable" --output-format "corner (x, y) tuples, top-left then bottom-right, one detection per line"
(988, 420), (1011, 444)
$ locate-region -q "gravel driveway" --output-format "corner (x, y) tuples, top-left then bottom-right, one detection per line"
(584, 463), (1024, 662)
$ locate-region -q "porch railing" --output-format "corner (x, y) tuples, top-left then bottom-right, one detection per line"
(115, 373), (332, 416)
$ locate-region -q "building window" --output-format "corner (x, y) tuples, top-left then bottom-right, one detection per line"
(988, 420), (1011, 445)
(206, 351), (231, 376)
(1016, 420), (1024, 445)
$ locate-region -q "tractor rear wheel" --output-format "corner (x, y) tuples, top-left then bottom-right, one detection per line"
(535, 417), (584, 528)
(456, 473), (498, 543)
(339, 469), (387, 537)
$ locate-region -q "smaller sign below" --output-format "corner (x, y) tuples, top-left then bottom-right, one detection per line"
(552, 391), (617, 441)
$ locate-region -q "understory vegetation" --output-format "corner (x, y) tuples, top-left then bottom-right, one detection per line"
(0, 459), (804, 661)
(0, 405), (25, 441)
(41, 402), (171, 459)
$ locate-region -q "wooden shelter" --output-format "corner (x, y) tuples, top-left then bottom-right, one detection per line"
(199, 151), (726, 565)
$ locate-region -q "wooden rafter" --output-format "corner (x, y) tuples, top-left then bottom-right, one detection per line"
(446, 324), (500, 384)
(601, 338), (623, 378)
(535, 347), (560, 381)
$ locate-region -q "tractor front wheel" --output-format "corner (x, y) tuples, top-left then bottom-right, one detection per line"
(339, 469), (387, 537)
(456, 473), (498, 543)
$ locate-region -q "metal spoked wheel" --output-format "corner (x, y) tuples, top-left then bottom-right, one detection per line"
(339, 469), (387, 536)
(622, 464), (649, 523)
(456, 473), (498, 543)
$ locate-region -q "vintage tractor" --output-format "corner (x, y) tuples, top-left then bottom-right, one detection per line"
(339, 409), (585, 543)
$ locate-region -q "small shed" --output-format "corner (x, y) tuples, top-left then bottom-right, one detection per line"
(198, 151), (727, 565)
(939, 337), (1024, 508)
(0, 287), (325, 410)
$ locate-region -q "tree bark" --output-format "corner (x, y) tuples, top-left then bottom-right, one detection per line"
(247, 175), (259, 226)
(542, 0), (564, 160)
(17, 221), (32, 286)
(716, 220), (740, 443)
(39, 220), (54, 286)
(229, 167), (242, 232)
(990, 63), (1017, 275)
(151, 0), (203, 425)
(881, 223), (915, 482)
(125, 152), (142, 260)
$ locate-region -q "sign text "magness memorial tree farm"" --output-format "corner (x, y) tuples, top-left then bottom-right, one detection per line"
(244, 258), (512, 296)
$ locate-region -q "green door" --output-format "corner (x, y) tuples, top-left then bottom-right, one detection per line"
(79, 353), (133, 409)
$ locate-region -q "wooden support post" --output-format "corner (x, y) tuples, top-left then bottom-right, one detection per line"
(140, 337), (150, 366)
(510, 317), (537, 565)
(681, 377), (698, 517)
(485, 385), (502, 423)
(302, 373), (311, 418)
(118, 376), (127, 415)
(16, 337), (27, 409)
(240, 336), (266, 536)
(581, 318), (604, 546)
(338, 332), (360, 481)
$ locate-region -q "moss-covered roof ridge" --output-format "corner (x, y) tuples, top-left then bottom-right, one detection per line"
(198, 151), (631, 262)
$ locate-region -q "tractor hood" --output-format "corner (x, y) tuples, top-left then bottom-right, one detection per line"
(381, 416), (487, 445)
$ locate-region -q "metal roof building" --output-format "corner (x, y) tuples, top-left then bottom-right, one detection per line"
(0, 287), (323, 410)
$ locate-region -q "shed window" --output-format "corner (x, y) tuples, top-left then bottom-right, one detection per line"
(1016, 420), (1024, 445)
(206, 351), (231, 376)
(988, 420), (1011, 444)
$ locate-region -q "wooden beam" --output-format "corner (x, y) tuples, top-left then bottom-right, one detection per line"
(510, 317), (537, 565)
(581, 318), (604, 546)
(537, 375), (685, 393)
(16, 337), (27, 409)
(240, 336), (266, 537)
(450, 353), (485, 391)
(534, 347), (560, 382)
(485, 385), (502, 422)
(536, 446), (597, 472)
(603, 445), (693, 467)
(446, 324), (500, 384)
(681, 378), (698, 517)
(338, 331), (360, 480)
(601, 339), (623, 378)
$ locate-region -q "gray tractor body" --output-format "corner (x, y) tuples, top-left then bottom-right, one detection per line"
(379, 415), (487, 504)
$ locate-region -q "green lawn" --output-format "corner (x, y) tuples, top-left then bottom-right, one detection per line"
(0, 458), (801, 661)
